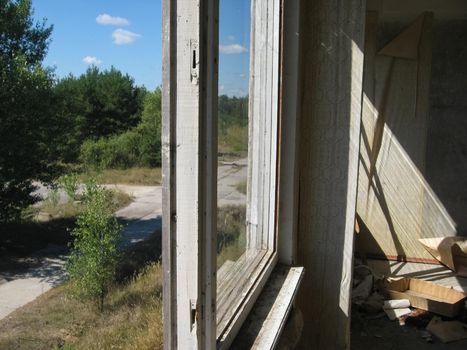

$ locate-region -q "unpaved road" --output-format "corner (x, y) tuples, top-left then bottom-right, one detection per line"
(0, 160), (247, 320)
(0, 185), (162, 321)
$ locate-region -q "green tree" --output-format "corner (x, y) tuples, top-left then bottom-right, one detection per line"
(137, 88), (162, 167)
(54, 67), (146, 162)
(79, 88), (162, 170)
(218, 94), (249, 133)
(0, 0), (56, 223)
(67, 181), (122, 312)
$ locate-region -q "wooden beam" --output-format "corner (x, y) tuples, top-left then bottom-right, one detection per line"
(162, 0), (177, 348)
(231, 265), (304, 350)
(163, 0), (218, 348)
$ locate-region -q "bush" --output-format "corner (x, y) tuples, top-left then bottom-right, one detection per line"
(58, 173), (79, 201)
(66, 181), (122, 312)
(79, 126), (160, 170)
(217, 205), (246, 253)
(80, 131), (141, 170)
(79, 89), (162, 171)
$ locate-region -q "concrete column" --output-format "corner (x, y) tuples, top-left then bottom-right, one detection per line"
(296, 0), (366, 348)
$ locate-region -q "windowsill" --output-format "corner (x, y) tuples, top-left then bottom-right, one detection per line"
(217, 250), (276, 343)
(229, 264), (304, 350)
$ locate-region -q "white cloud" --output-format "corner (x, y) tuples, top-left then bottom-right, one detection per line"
(239, 73), (246, 78)
(112, 29), (141, 45)
(96, 13), (130, 26)
(83, 56), (103, 65)
(227, 35), (235, 41)
(219, 44), (248, 54)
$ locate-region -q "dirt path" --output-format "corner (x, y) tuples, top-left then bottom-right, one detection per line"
(0, 160), (247, 320)
(0, 185), (162, 321)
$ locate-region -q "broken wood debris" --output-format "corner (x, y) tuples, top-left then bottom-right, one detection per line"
(352, 260), (467, 345)
(386, 277), (467, 318)
(419, 237), (467, 276)
(426, 316), (467, 343)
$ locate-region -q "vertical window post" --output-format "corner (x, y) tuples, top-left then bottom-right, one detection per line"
(162, 0), (218, 349)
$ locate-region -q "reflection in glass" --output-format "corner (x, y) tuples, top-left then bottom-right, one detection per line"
(216, 0), (253, 335)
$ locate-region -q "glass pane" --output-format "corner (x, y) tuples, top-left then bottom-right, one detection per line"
(216, 0), (253, 335)
(217, 0), (251, 267)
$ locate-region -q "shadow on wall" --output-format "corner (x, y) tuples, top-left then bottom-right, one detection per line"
(356, 12), (467, 263)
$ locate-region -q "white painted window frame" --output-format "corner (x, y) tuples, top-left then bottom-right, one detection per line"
(162, 0), (301, 348)
(215, 0), (282, 346)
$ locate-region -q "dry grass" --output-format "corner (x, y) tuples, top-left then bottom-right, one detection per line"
(79, 168), (162, 186)
(216, 205), (246, 268)
(235, 180), (247, 195)
(29, 189), (132, 220)
(0, 263), (163, 350)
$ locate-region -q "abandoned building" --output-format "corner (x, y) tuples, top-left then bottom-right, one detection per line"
(162, 0), (467, 348)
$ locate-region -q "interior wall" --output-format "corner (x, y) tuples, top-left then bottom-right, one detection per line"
(426, 20), (467, 235)
(356, 1), (467, 261)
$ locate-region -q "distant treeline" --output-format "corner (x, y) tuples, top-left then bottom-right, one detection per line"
(218, 95), (249, 155)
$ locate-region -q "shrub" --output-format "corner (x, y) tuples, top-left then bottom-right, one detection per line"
(47, 186), (60, 207)
(217, 205), (246, 253)
(78, 88), (162, 171)
(219, 125), (248, 155)
(58, 173), (79, 201)
(79, 128), (159, 170)
(66, 181), (122, 312)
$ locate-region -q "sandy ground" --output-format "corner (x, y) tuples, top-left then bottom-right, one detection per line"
(0, 160), (247, 320)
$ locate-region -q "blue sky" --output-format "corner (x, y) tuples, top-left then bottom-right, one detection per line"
(32, 0), (250, 95)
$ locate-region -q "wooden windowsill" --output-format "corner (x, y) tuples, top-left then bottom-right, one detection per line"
(230, 264), (304, 350)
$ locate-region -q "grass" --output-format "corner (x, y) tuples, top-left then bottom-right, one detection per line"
(79, 168), (161, 186)
(0, 226), (163, 350)
(218, 125), (248, 162)
(29, 189), (132, 220)
(0, 202), (243, 349)
(0, 263), (163, 350)
(235, 180), (247, 195)
(217, 205), (246, 268)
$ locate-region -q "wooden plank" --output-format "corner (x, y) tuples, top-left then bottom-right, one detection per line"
(174, 0), (201, 347)
(277, 0), (301, 265)
(217, 0), (282, 346)
(247, 0), (281, 252)
(163, 0), (218, 348)
(161, 0), (177, 348)
(366, 259), (467, 293)
(198, 0), (219, 346)
(296, 0), (366, 348)
(217, 253), (278, 349)
(230, 265), (304, 350)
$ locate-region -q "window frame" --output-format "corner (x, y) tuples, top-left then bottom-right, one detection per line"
(162, 0), (300, 348)
(216, 0), (281, 345)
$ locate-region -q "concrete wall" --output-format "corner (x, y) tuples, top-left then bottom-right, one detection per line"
(356, 4), (467, 260)
(426, 20), (467, 235)
(296, 0), (365, 348)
